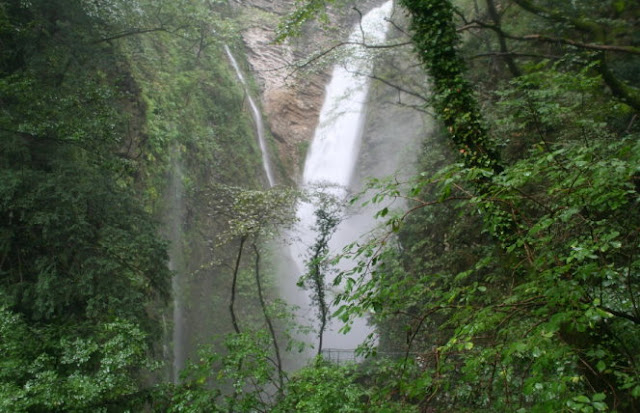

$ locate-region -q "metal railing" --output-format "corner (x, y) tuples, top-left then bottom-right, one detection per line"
(321, 348), (427, 366)
(320, 348), (365, 364)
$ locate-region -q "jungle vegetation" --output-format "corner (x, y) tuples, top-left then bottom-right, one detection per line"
(1, 0), (638, 412)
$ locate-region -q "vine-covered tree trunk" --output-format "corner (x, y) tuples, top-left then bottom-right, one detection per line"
(399, 0), (501, 173)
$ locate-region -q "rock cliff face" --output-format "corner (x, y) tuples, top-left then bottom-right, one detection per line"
(230, 0), (323, 181)
(232, 0), (387, 181)
(228, 0), (430, 363)
(243, 25), (327, 180)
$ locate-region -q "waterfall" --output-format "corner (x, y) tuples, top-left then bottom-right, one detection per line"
(170, 261), (185, 383)
(166, 157), (186, 383)
(288, 1), (393, 355)
(302, 2), (393, 190)
(224, 45), (275, 188)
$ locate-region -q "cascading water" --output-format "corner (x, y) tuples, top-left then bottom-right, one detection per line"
(169, 47), (275, 382)
(166, 157), (186, 383)
(224, 45), (275, 188)
(302, 1), (392, 190)
(287, 0), (394, 355)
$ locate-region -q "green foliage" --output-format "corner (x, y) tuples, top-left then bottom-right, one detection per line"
(0, 153), (170, 321)
(273, 359), (411, 413)
(0, 0), (284, 409)
(275, 0), (337, 42)
(399, 0), (501, 173)
(2, 0), (638, 411)
(208, 184), (299, 241)
(108, 0), (263, 197)
(323, 1), (640, 412)
(274, 361), (367, 412)
(0, 0), (172, 313)
(298, 193), (342, 354)
(168, 331), (277, 413)
(0, 306), (157, 412)
(0, 0), (237, 409)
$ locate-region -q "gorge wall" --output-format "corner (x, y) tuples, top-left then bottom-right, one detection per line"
(231, 0), (431, 353)
(169, 0), (431, 375)
(231, 0), (400, 180)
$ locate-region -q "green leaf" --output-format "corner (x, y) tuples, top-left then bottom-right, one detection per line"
(574, 395), (591, 404)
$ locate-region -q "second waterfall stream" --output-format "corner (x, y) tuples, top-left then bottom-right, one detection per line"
(286, 0), (394, 359)
(224, 45), (275, 188)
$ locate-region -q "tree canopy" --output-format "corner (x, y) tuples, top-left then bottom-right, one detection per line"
(1, 0), (638, 411)
(329, 0), (640, 411)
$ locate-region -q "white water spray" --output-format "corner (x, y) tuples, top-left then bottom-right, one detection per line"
(288, 1), (393, 354)
(167, 158), (186, 383)
(170, 260), (185, 383)
(303, 2), (393, 189)
(225, 45), (275, 187)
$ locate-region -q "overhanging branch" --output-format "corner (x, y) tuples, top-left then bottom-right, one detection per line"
(521, 34), (640, 56)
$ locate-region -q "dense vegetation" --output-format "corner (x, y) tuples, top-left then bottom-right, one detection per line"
(333, 0), (639, 412)
(0, 0), (267, 410)
(1, 0), (638, 412)
(281, 0), (639, 412)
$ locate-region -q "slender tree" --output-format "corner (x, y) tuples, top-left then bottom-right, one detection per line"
(300, 203), (341, 356)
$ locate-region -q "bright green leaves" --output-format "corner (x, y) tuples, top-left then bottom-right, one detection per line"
(493, 60), (618, 157)
(169, 331), (282, 413)
(272, 359), (412, 413)
(275, 0), (337, 42)
(0, 312), (154, 412)
(328, 1), (640, 410)
(204, 184), (298, 246)
(0, 157), (170, 407)
(567, 393), (609, 412)
(274, 361), (365, 412)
